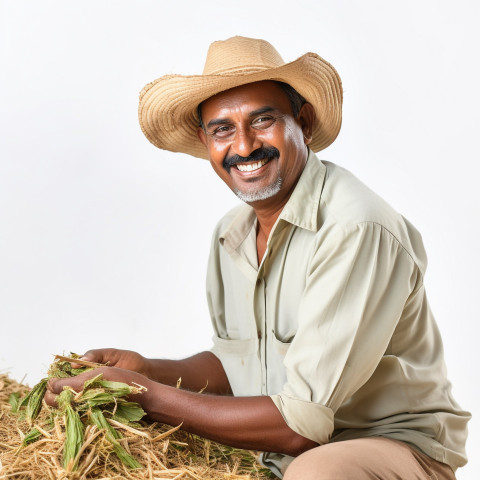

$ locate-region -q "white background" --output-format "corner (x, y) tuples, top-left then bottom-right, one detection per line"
(0, 0), (478, 477)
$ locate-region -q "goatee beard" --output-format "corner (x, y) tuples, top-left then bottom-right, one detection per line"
(233, 175), (283, 203)
(224, 146), (282, 202)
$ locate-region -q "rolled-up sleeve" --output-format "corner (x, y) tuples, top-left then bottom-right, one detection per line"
(270, 221), (420, 444)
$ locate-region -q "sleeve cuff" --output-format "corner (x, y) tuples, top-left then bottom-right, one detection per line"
(270, 393), (334, 445)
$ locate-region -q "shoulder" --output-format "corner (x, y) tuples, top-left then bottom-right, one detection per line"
(318, 161), (427, 273)
(320, 161), (397, 227)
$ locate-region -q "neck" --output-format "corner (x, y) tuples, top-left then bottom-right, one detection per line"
(254, 202), (286, 242)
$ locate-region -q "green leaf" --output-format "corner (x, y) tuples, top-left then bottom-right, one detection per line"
(112, 402), (146, 423)
(19, 378), (48, 422)
(22, 428), (42, 446)
(89, 408), (141, 469)
(82, 373), (104, 391)
(62, 404), (84, 470)
(89, 407), (121, 440)
(97, 380), (134, 395)
(78, 389), (116, 407)
(8, 392), (20, 413)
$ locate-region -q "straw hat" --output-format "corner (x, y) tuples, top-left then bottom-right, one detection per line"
(138, 36), (343, 160)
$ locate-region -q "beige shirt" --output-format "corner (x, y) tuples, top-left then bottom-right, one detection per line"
(207, 150), (470, 473)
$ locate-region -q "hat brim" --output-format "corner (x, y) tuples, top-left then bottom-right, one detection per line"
(138, 52), (343, 160)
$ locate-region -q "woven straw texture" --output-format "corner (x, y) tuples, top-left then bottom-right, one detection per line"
(138, 36), (343, 159)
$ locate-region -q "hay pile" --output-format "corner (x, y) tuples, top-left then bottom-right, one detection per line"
(0, 373), (275, 479)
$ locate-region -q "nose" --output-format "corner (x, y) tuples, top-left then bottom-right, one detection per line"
(231, 125), (262, 158)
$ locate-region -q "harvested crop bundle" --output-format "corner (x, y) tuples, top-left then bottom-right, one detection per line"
(0, 357), (274, 479)
(10, 354), (147, 472)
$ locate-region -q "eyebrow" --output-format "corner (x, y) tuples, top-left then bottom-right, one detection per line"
(206, 106), (277, 130)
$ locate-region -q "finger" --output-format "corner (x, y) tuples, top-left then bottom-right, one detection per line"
(53, 355), (97, 369)
(79, 349), (113, 365)
(44, 390), (58, 407)
(47, 369), (101, 395)
(79, 350), (100, 362)
(47, 377), (68, 395)
(70, 349), (108, 368)
(69, 358), (85, 368)
(69, 358), (105, 369)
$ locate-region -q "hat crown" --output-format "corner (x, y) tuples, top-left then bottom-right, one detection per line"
(202, 36), (285, 76)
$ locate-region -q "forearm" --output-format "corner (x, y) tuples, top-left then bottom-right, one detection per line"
(140, 382), (317, 456)
(73, 348), (231, 395)
(145, 351), (232, 395)
(46, 363), (315, 457)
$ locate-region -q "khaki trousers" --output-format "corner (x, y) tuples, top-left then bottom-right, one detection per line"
(282, 437), (456, 480)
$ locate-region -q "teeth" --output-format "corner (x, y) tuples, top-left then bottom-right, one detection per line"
(236, 159), (268, 172)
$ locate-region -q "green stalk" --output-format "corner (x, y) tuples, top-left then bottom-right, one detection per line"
(18, 378), (48, 423)
(89, 407), (140, 469)
(58, 389), (84, 470)
(16, 358), (146, 470)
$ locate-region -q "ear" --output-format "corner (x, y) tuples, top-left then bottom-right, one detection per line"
(297, 103), (315, 145)
(197, 126), (208, 147)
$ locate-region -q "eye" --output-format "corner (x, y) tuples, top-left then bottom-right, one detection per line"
(210, 125), (235, 139)
(252, 115), (275, 129)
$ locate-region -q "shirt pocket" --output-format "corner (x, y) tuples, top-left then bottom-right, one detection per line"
(272, 330), (296, 356)
(210, 334), (261, 396)
(272, 334), (293, 356)
(211, 334), (258, 356)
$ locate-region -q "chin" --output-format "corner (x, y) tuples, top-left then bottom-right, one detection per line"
(234, 177), (283, 203)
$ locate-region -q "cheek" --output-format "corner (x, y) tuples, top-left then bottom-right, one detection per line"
(283, 122), (306, 149)
(261, 122), (303, 151)
(206, 139), (230, 163)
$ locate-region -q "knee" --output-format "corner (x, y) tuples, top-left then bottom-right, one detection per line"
(283, 446), (342, 480)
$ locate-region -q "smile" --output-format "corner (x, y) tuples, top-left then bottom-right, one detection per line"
(235, 158), (270, 172)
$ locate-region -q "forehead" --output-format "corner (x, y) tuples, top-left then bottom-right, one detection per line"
(200, 81), (292, 119)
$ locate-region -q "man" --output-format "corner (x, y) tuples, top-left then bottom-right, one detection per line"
(46, 36), (470, 479)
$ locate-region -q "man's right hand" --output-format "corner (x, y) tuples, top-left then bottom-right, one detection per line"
(75, 348), (150, 376)
(75, 349), (232, 394)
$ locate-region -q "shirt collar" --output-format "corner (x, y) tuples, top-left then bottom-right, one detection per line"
(219, 149), (326, 254)
(278, 148), (326, 232)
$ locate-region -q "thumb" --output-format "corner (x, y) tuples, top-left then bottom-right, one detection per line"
(70, 350), (106, 369)
(44, 377), (75, 406)
(47, 377), (68, 395)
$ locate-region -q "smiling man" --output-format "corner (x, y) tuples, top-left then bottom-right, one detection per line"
(46, 37), (470, 479)
(197, 80), (315, 263)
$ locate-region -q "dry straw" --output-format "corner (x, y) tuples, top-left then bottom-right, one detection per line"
(0, 358), (274, 479)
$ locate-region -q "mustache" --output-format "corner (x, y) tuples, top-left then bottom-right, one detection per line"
(222, 147), (280, 173)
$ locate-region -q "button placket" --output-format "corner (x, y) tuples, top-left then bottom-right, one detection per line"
(254, 273), (267, 394)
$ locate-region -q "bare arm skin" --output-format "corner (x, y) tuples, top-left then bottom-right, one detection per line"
(47, 350), (317, 457)
(141, 380), (317, 456)
(78, 348), (232, 395)
(146, 352), (233, 395)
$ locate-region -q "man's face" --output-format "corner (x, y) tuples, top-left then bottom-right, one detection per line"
(197, 81), (314, 208)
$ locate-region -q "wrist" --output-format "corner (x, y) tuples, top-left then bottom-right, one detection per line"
(139, 379), (165, 420)
(137, 355), (152, 378)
